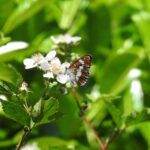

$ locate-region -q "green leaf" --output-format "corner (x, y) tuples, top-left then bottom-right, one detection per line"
(59, 0), (82, 29)
(34, 98), (60, 126)
(28, 136), (90, 150)
(0, 63), (23, 87)
(125, 108), (150, 127)
(0, 35), (11, 46)
(2, 0), (52, 34)
(104, 100), (123, 127)
(132, 11), (150, 63)
(1, 100), (30, 126)
(100, 53), (140, 94)
(0, 81), (12, 95)
(138, 122), (150, 145)
(87, 5), (111, 50)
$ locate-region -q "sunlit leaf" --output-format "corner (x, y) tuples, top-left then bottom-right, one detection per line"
(2, 0), (52, 34)
(132, 11), (150, 63)
(105, 100), (123, 127)
(59, 0), (82, 29)
(34, 98), (60, 126)
(28, 136), (90, 150)
(138, 122), (150, 145)
(100, 53), (140, 95)
(125, 108), (150, 127)
(0, 63), (23, 86)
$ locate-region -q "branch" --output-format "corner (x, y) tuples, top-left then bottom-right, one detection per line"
(71, 88), (107, 150)
(16, 127), (31, 150)
(106, 127), (125, 145)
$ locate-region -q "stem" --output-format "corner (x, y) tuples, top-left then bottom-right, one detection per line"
(82, 114), (104, 149)
(106, 127), (125, 145)
(71, 88), (107, 150)
(16, 128), (30, 150)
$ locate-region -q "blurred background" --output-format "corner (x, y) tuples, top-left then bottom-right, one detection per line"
(0, 0), (150, 150)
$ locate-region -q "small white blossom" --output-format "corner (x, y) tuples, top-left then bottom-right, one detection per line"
(23, 58), (37, 69)
(23, 49), (72, 85)
(56, 74), (70, 84)
(23, 53), (44, 69)
(51, 34), (81, 45)
(20, 82), (28, 91)
(50, 57), (62, 74)
(32, 53), (44, 65)
(61, 62), (70, 69)
(43, 72), (54, 79)
(45, 50), (56, 61)
(40, 60), (51, 71)
(20, 143), (40, 150)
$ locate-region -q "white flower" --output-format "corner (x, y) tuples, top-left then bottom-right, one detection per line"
(51, 34), (81, 45)
(56, 74), (70, 84)
(32, 53), (44, 65)
(20, 82), (28, 91)
(42, 56), (71, 84)
(20, 143), (40, 150)
(61, 62), (70, 69)
(45, 50), (56, 61)
(43, 57), (71, 84)
(50, 57), (62, 74)
(0, 41), (28, 55)
(23, 49), (72, 85)
(40, 60), (51, 71)
(23, 53), (44, 69)
(23, 58), (37, 69)
(43, 72), (54, 79)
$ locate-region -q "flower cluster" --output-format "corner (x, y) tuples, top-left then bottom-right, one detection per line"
(24, 50), (71, 84)
(24, 34), (83, 86)
(51, 34), (81, 45)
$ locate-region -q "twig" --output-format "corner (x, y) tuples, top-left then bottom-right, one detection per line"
(106, 127), (125, 145)
(71, 88), (107, 150)
(82, 114), (105, 149)
(16, 127), (31, 150)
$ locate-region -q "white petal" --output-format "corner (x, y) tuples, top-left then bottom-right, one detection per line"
(20, 82), (28, 91)
(56, 74), (69, 84)
(40, 60), (51, 71)
(61, 62), (70, 68)
(72, 36), (81, 44)
(0, 41), (28, 54)
(51, 57), (61, 66)
(51, 34), (81, 45)
(50, 57), (62, 74)
(32, 53), (44, 65)
(43, 72), (54, 79)
(23, 58), (37, 69)
(46, 50), (56, 61)
(59, 62), (70, 74)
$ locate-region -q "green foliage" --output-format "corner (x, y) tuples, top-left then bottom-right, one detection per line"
(125, 108), (150, 127)
(1, 100), (30, 126)
(100, 53), (141, 94)
(0, 63), (22, 86)
(33, 98), (60, 126)
(105, 100), (123, 128)
(28, 136), (90, 150)
(0, 0), (150, 150)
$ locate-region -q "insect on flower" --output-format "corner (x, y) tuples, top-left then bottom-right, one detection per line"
(67, 55), (92, 86)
